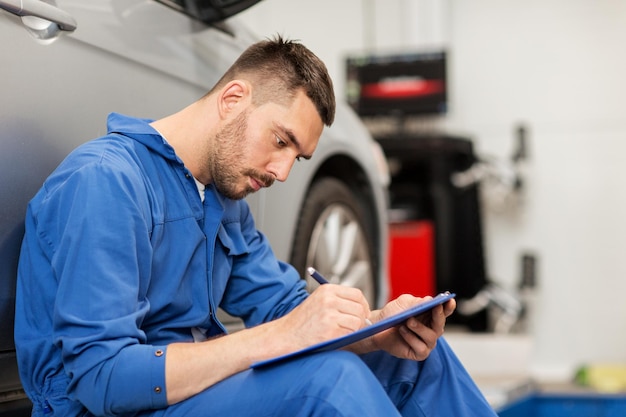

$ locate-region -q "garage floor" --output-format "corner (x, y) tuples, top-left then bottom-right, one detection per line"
(445, 332), (535, 409)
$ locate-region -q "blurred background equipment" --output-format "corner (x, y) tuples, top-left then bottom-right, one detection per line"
(346, 49), (533, 333)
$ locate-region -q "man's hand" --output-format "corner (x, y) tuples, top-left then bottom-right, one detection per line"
(275, 283), (372, 352)
(352, 295), (456, 361)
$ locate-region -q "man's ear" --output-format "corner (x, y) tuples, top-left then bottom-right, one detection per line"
(218, 80), (250, 119)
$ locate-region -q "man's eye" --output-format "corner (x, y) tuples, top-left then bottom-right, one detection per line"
(275, 134), (302, 161)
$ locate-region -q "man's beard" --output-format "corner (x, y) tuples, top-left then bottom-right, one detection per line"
(210, 110), (275, 200)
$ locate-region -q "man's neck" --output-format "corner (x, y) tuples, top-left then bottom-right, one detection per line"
(150, 99), (216, 184)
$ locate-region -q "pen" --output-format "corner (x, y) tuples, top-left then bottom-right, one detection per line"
(307, 266), (329, 285)
(306, 267), (372, 326)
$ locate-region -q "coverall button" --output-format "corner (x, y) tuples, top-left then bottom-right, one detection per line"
(154, 386), (162, 394)
(155, 349), (164, 357)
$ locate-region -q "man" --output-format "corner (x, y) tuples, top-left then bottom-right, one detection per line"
(15, 36), (497, 416)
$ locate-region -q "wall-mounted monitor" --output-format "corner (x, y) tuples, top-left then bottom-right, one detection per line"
(345, 50), (447, 118)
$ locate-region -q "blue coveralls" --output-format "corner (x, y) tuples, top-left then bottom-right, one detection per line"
(15, 113), (497, 417)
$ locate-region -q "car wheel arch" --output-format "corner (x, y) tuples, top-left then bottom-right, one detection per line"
(289, 153), (384, 304)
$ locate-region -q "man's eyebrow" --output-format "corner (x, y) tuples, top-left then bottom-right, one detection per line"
(282, 127), (312, 160)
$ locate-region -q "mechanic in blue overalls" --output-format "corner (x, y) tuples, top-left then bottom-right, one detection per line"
(15, 36), (498, 417)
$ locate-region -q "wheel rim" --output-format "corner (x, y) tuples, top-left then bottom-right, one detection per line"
(304, 202), (375, 304)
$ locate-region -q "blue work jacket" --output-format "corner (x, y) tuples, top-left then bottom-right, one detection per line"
(15, 113), (308, 416)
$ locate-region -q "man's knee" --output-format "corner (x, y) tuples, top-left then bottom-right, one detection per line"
(290, 351), (399, 415)
(295, 350), (377, 396)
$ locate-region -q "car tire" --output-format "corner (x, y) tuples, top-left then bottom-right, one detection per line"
(290, 177), (377, 305)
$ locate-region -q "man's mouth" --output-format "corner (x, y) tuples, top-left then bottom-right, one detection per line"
(250, 176), (271, 191)
(251, 175), (274, 189)
(249, 177), (262, 191)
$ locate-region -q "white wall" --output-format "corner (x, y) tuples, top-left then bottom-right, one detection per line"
(238, 0), (626, 380)
(447, 0), (626, 380)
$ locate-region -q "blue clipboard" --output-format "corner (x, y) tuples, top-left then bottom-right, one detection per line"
(251, 292), (455, 368)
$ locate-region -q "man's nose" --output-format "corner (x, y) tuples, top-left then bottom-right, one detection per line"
(269, 156), (296, 182)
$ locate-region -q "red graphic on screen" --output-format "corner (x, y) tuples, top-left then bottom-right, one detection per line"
(361, 78), (444, 99)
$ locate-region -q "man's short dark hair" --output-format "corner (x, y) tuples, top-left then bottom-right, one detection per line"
(211, 35), (336, 126)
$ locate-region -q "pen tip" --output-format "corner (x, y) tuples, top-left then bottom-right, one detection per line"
(306, 266), (315, 275)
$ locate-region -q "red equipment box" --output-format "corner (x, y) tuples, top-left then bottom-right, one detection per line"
(388, 220), (435, 300)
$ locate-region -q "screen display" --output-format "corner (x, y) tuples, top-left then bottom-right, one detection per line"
(346, 51), (447, 117)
